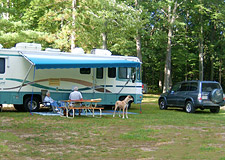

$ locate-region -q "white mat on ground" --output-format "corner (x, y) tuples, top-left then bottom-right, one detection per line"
(33, 110), (138, 116)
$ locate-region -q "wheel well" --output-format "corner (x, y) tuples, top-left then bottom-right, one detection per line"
(185, 98), (193, 105)
(119, 95), (134, 103)
(23, 94), (42, 103)
(159, 97), (166, 105)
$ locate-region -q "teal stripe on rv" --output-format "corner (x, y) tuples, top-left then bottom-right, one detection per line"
(116, 85), (142, 88)
(5, 78), (92, 92)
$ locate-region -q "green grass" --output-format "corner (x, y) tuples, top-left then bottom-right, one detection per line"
(0, 94), (225, 160)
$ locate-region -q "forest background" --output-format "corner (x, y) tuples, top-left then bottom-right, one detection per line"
(0, 0), (225, 93)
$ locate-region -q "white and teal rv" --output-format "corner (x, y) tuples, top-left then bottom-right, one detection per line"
(0, 43), (143, 111)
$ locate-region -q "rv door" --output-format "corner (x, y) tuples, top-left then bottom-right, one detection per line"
(93, 68), (106, 94)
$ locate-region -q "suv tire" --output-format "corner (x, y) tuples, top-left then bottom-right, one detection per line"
(210, 89), (223, 104)
(210, 107), (220, 113)
(159, 99), (167, 110)
(185, 101), (195, 113)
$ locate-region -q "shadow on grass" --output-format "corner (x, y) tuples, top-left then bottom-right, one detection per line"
(164, 107), (224, 114)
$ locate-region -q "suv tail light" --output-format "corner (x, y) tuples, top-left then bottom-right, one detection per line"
(223, 94), (225, 100)
(198, 93), (202, 101)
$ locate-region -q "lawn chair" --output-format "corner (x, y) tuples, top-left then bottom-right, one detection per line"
(41, 90), (55, 112)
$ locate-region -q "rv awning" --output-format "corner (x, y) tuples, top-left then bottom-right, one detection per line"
(20, 52), (141, 69)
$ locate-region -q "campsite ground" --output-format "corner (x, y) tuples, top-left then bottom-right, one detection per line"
(0, 94), (225, 160)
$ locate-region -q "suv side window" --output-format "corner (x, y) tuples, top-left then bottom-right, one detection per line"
(189, 82), (198, 91)
(179, 83), (189, 91)
(171, 83), (181, 92)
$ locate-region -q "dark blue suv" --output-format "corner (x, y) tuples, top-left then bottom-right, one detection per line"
(158, 81), (225, 113)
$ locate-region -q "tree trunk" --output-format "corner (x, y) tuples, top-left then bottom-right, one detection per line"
(71, 0), (76, 51)
(185, 11), (189, 81)
(135, 0), (142, 62)
(163, 0), (177, 93)
(2, 0), (10, 20)
(210, 24), (216, 81)
(199, 41), (204, 81)
(219, 60), (222, 84)
(7, 0), (10, 20)
(199, 16), (204, 81)
(163, 26), (172, 92)
(102, 22), (107, 49)
(136, 33), (142, 62)
(159, 67), (163, 90)
(198, 1), (204, 81)
(102, 32), (107, 49)
(210, 56), (214, 80)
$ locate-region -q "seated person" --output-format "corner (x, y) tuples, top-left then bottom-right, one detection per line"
(44, 91), (59, 112)
(69, 86), (83, 115)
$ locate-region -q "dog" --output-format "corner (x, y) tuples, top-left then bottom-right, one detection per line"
(113, 95), (133, 119)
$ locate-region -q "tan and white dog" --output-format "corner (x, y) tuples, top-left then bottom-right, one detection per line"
(113, 95), (133, 119)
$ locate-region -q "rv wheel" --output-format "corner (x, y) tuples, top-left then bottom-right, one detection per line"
(24, 97), (40, 112)
(128, 101), (132, 109)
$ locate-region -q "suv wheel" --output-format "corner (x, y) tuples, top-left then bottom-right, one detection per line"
(159, 99), (167, 110)
(185, 101), (195, 113)
(210, 89), (223, 104)
(210, 107), (220, 113)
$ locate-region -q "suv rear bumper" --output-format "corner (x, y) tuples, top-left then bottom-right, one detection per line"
(196, 100), (225, 108)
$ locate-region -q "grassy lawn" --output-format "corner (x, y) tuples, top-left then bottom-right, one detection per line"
(0, 94), (225, 160)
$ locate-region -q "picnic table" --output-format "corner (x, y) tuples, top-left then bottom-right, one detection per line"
(59, 98), (103, 118)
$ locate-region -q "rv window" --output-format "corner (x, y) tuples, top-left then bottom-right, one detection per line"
(96, 68), (103, 79)
(131, 67), (140, 80)
(80, 68), (91, 74)
(131, 67), (136, 80)
(136, 67), (141, 80)
(0, 58), (5, 74)
(118, 67), (128, 79)
(108, 68), (116, 78)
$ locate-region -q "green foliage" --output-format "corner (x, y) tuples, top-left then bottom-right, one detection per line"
(0, 0), (225, 90)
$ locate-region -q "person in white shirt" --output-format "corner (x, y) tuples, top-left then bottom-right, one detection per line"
(69, 86), (83, 101)
(69, 86), (83, 115)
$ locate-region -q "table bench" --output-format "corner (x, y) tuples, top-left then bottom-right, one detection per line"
(59, 99), (103, 118)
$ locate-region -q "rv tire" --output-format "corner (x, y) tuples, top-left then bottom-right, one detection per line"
(24, 97), (40, 112)
(128, 101), (132, 109)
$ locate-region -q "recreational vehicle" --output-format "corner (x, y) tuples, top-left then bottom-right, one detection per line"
(0, 43), (143, 112)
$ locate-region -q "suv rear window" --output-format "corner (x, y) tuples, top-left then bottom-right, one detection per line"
(202, 83), (221, 92)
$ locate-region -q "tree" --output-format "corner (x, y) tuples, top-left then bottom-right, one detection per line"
(1, 0), (225, 90)
(161, 0), (183, 92)
(71, 0), (76, 50)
